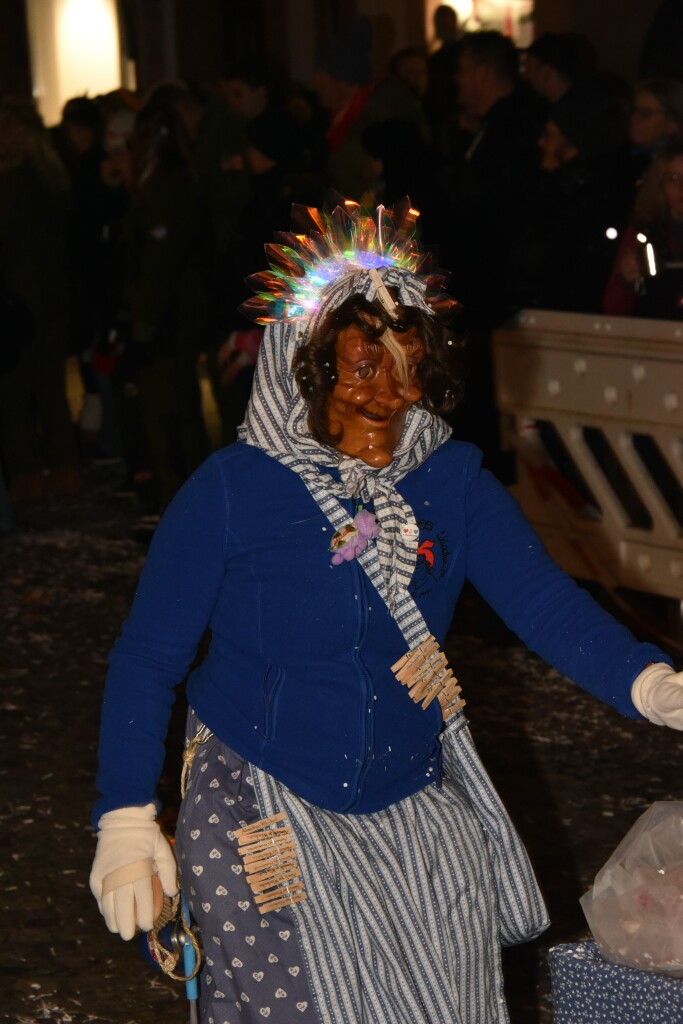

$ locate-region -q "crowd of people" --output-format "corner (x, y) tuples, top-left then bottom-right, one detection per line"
(1, 4), (682, 527)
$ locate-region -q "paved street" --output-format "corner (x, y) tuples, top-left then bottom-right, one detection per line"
(2, 463), (681, 1024)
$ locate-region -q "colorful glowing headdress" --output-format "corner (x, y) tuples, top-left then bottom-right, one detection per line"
(240, 196), (459, 326)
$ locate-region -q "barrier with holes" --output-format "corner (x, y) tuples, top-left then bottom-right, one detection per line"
(493, 310), (683, 602)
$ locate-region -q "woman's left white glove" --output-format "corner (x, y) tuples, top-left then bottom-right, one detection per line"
(89, 802), (179, 940)
(631, 662), (683, 730)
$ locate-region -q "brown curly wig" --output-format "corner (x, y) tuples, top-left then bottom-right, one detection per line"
(293, 290), (464, 447)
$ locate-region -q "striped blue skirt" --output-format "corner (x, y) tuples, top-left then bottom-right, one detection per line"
(176, 713), (545, 1024)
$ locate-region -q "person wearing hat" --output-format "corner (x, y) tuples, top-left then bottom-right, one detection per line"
(89, 197), (683, 1024)
(522, 32), (594, 106)
(314, 16), (376, 199)
(315, 16), (427, 201)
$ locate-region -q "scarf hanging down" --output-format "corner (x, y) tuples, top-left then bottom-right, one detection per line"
(239, 266), (451, 619)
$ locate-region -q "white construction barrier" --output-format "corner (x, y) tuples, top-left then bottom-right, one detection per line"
(493, 310), (683, 603)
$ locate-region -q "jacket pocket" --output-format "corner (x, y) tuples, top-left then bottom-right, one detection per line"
(262, 664), (284, 739)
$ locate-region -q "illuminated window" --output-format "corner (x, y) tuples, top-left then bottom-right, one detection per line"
(425, 0), (535, 46)
(26, 0), (122, 126)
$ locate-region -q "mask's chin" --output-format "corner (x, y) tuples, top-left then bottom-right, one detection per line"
(355, 444), (395, 467)
(334, 439), (395, 467)
(330, 407), (408, 466)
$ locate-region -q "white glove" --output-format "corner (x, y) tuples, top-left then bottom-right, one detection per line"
(631, 662), (683, 730)
(89, 803), (178, 940)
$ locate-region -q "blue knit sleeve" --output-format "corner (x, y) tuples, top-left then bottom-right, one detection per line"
(93, 453), (230, 823)
(462, 449), (673, 716)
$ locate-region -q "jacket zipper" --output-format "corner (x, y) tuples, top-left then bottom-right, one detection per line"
(346, 539), (374, 810)
(263, 663), (283, 739)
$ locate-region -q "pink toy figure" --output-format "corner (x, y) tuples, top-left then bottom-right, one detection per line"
(330, 509), (380, 565)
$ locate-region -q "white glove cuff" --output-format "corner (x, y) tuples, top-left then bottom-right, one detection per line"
(98, 802), (158, 830)
(631, 662), (675, 726)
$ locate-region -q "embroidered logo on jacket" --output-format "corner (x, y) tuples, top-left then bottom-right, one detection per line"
(409, 519), (450, 598)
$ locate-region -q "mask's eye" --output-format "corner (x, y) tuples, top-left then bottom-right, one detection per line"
(357, 365), (373, 379)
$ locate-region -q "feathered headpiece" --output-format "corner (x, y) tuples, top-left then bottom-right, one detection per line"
(239, 196), (459, 326)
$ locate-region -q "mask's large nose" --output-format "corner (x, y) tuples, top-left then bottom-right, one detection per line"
(374, 364), (409, 409)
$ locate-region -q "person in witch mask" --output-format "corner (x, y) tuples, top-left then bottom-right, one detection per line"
(90, 198), (683, 1024)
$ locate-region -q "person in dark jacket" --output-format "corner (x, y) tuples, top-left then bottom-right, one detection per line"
(445, 32), (545, 467)
(510, 84), (631, 313)
(120, 91), (211, 513)
(55, 96), (110, 444)
(206, 108), (293, 443)
(424, 4), (462, 159)
(449, 30), (545, 318)
(0, 101), (79, 501)
(89, 199), (683, 1024)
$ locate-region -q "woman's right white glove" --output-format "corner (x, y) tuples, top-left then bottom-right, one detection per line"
(89, 803), (178, 940)
(631, 662), (683, 730)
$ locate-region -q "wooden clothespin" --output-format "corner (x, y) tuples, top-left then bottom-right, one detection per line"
(234, 812), (308, 914)
(391, 636), (466, 720)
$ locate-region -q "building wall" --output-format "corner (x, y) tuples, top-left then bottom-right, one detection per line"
(265, 0), (664, 91)
(174, 0), (225, 84)
(5, 1), (671, 111)
(261, 0), (425, 90)
(534, 0), (663, 84)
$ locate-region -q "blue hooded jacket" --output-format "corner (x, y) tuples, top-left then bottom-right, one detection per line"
(94, 440), (670, 823)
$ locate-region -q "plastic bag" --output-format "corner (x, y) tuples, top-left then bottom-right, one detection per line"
(580, 801), (683, 977)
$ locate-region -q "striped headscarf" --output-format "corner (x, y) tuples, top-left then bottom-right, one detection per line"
(239, 265), (451, 620)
